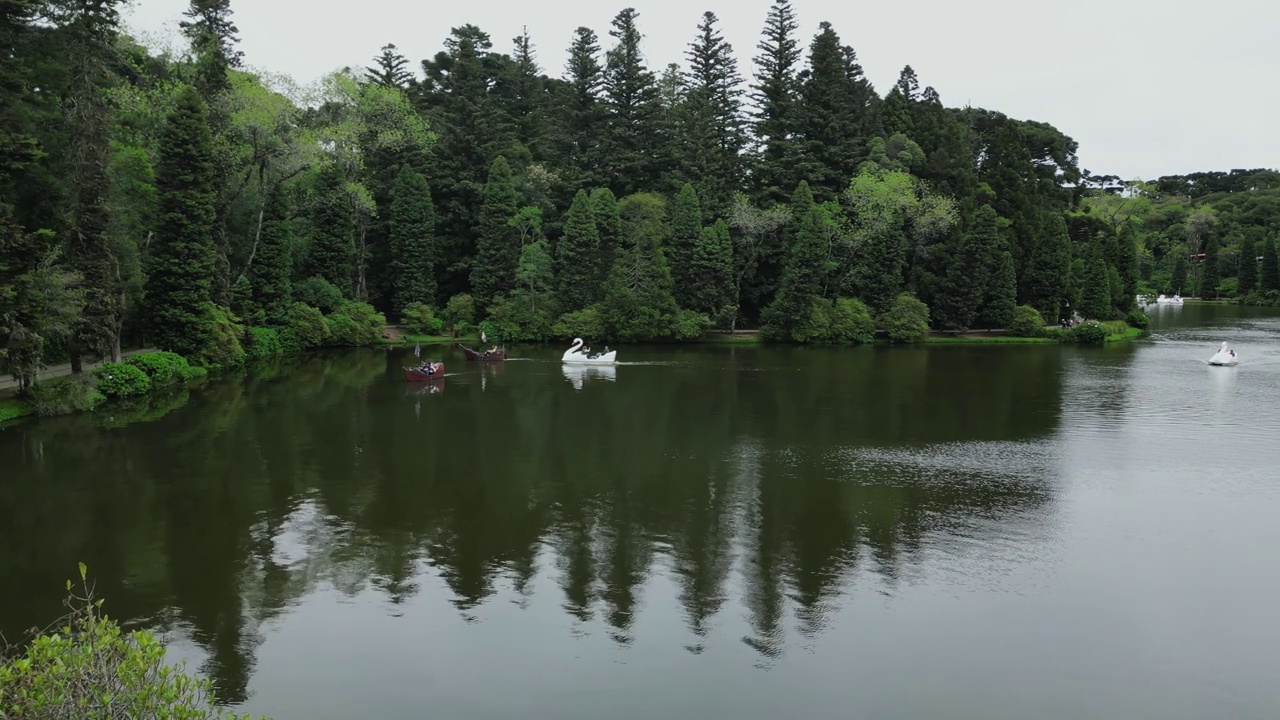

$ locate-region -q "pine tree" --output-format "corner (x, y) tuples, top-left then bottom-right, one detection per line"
(145, 86), (217, 357)
(470, 155), (520, 309)
(590, 187), (622, 296)
(555, 190), (601, 311)
(388, 166), (438, 315)
(366, 43), (414, 90)
(1113, 223), (1139, 310)
(795, 22), (877, 200)
(180, 0), (243, 97)
(1238, 236), (1258, 295)
(556, 27), (607, 190)
(761, 181), (825, 340)
(1260, 238), (1280, 293)
(1169, 250), (1188, 295)
(307, 163), (355, 296)
(932, 206), (997, 330)
(1197, 236), (1220, 299)
(681, 11), (746, 219)
(688, 219), (735, 326)
(500, 28), (546, 161)
(600, 193), (679, 340)
(1025, 211), (1071, 320)
(979, 250), (1017, 328)
(881, 66), (918, 137)
(750, 0), (802, 204)
(669, 183), (703, 308)
(601, 8), (662, 196)
(246, 186), (293, 326)
(1079, 246), (1113, 320)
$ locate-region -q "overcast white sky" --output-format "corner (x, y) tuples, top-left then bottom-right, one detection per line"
(121, 0), (1279, 180)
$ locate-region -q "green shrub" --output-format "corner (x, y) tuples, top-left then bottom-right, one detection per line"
(125, 351), (193, 386)
(829, 298), (875, 344)
(881, 294), (931, 344)
(440, 293), (477, 334)
(671, 309), (712, 340)
(1125, 308), (1150, 330)
(25, 374), (104, 417)
(243, 326), (285, 362)
(0, 564), (268, 720)
(403, 302), (445, 336)
(282, 302), (329, 352)
(553, 306), (605, 340)
(293, 275), (344, 313)
(1009, 305), (1045, 338)
(192, 303), (246, 370)
(1072, 320), (1108, 344)
(324, 300), (385, 346)
(94, 362), (151, 399)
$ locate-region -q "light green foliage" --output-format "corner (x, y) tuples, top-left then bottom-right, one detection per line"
(440, 294), (477, 335)
(1009, 305), (1045, 337)
(24, 375), (104, 418)
(282, 302), (329, 351)
(323, 300), (385, 346)
(243, 327), (285, 362)
(881, 294), (931, 343)
(193, 303), (245, 369)
(553, 306), (606, 340)
(94, 362), (151, 399)
(1071, 320), (1109, 344)
(0, 566), (267, 719)
(124, 352), (200, 385)
(403, 302), (444, 336)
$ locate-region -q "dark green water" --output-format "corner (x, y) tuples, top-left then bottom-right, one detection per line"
(2, 304), (1279, 719)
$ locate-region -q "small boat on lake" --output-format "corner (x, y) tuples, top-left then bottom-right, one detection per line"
(404, 361), (445, 381)
(461, 345), (506, 361)
(1156, 294), (1184, 305)
(562, 338), (617, 365)
(1208, 342), (1238, 367)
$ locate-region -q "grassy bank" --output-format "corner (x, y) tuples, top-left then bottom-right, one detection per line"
(0, 397), (34, 424)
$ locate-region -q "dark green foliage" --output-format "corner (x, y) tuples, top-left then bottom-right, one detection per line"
(553, 306), (605, 340)
(750, 0), (802, 204)
(388, 166), (438, 315)
(470, 156), (520, 309)
(599, 193), (680, 340)
(366, 43), (414, 90)
(94, 361), (150, 398)
(679, 11), (746, 218)
(1009, 305), (1045, 337)
(1025, 212), (1071, 319)
(555, 190), (601, 311)
(1168, 251), (1188, 295)
(933, 205), (998, 330)
(687, 220), (735, 326)
(600, 9), (662, 197)
(1079, 249), (1113, 320)
(180, 0), (243, 97)
(283, 301), (329, 350)
(144, 87), (217, 358)
(794, 22), (876, 200)
(1237, 236), (1258, 294)
(245, 187), (293, 326)
(1113, 223), (1139, 310)
(25, 374), (103, 417)
(307, 163), (355, 296)
(1260, 238), (1280, 293)
(1197, 236), (1220, 298)
(192, 303), (244, 369)
(590, 187), (622, 290)
(668, 183), (703, 307)
(555, 27), (607, 190)
(881, 294), (930, 343)
(294, 276), (344, 313)
(1072, 320), (1108, 344)
(761, 183), (826, 341)
(1126, 308), (1150, 330)
(978, 250), (1017, 328)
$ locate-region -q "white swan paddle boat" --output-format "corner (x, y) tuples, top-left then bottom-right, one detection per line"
(1155, 294), (1184, 305)
(1208, 342), (1238, 367)
(562, 338), (617, 365)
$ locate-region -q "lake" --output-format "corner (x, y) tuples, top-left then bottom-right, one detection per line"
(2, 304), (1279, 719)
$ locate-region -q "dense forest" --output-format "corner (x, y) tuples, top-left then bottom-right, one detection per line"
(3, 0), (1280, 389)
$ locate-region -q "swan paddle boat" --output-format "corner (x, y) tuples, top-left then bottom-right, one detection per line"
(562, 338), (617, 365)
(1155, 294), (1184, 305)
(404, 361), (445, 381)
(1208, 342), (1238, 367)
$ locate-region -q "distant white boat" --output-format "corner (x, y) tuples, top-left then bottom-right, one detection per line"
(562, 338), (617, 365)
(1155, 294), (1184, 305)
(1208, 342), (1238, 366)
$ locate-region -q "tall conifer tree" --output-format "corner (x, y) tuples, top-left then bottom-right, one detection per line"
(470, 156), (520, 309)
(749, 0), (801, 204)
(601, 8), (661, 197)
(555, 189), (602, 311)
(388, 166), (438, 314)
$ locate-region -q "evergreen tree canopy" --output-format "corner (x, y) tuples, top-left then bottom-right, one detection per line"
(470, 155), (521, 309)
(366, 43), (414, 90)
(388, 166), (438, 315)
(555, 189), (602, 311)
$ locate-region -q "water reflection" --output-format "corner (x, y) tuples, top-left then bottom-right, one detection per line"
(0, 343), (1065, 702)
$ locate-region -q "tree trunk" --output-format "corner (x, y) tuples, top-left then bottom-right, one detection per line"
(68, 338), (83, 375)
(111, 329), (122, 364)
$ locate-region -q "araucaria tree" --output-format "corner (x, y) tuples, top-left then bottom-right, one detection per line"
(555, 190), (601, 311)
(470, 155), (520, 310)
(144, 87), (218, 357)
